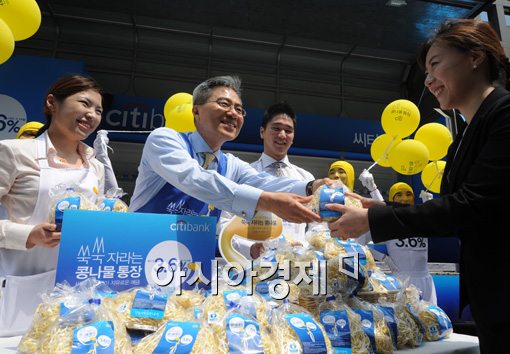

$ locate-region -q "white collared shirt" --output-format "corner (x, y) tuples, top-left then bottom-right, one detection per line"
(0, 134), (104, 250)
(128, 128), (308, 220)
(251, 153), (315, 181)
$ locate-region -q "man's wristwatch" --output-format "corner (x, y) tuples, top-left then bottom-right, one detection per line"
(306, 180), (314, 196)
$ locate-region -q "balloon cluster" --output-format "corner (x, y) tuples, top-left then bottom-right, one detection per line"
(163, 92), (196, 132)
(0, 0), (41, 64)
(370, 99), (452, 193)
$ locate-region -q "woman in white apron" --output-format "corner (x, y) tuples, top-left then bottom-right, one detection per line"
(384, 182), (437, 304)
(0, 75), (105, 336)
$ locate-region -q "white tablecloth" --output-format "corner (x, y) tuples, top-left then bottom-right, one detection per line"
(0, 335), (21, 354)
(0, 333), (479, 354)
(398, 333), (480, 354)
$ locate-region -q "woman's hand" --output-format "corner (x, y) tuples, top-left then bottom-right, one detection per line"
(26, 223), (61, 249)
(326, 203), (370, 239)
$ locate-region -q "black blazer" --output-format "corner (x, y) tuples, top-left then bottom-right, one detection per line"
(368, 87), (510, 322)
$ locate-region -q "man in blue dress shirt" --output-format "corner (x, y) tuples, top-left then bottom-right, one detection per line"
(129, 76), (322, 226)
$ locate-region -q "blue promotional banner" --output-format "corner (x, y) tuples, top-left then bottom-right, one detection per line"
(56, 210), (216, 292)
(99, 95), (166, 132)
(1, 55), (381, 154)
(0, 55), (84, 140)
(248, 110), (383, 155)
(97, 100), (382, 156)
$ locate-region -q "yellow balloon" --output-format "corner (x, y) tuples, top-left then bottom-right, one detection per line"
(0, 18), (14, 64)
(164, 92), (193, 113)
(388, 139), (430, 175)
(381, 99), (420, 138)
(370, 134), (402, 167)
(219, 211), (283, 264)
(164, 103), (196, 132)
(0, 0), (41, 41)
(421, 160), (446, 193)
(415, 123), (452, 161)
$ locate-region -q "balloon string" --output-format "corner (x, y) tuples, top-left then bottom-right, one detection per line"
(425, 161), (443, 192)
(367, 135), (397, 172)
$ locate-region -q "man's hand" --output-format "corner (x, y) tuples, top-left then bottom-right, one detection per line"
(308, 178), (335, 195)
(257, 192), (321, 223)
(325, 204), (370, 239)
(420, 190), (433, 203)
(250, 242), (265, 259)
(26, 223), (61, 249)
(345, 191), (386, 208)
(359, 169), (377, 191)
(312, 178), (335, 193)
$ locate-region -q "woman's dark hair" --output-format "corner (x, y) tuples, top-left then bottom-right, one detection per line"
(38, 75), (103, 136)
(418, 19), (510, 89)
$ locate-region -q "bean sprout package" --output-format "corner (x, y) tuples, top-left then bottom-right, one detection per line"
(271, 300), (332, 354)
(48, 183), (98, 230)
(100, 287), (192, 333)
(318, 295), (371, 354)
(96, 187), (128, 212)
(306, 222), (331, 250)
(133, 319), (223, 354)
(19, 279), (131, 354)
(405, 286), (452, 341)
(377, 291), (423, 349)
(308, 180), (362, 222)
(347, 295), (394, 354)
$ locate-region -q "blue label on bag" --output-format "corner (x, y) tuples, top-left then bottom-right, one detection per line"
(336, 239), (367, 266)
(379, 306), (397, 348)
(71, 321), (114, 353)
(333, 348), (354, 354)
(406, 304), (426, 335)
(319, 187), (345, 219)
(152, 321), (200, 354)
(99, 199), (116, 211)
(371, 273), (401, 291)
(383, 275), (401, 290)
(223, 289), (248, 311)
(353, 309), (376, 351)
(193, 307), (203, 320)
(261, 249), (277, 263)
(60, 299), (95, 324)
(284, 313), (327, 353)
(60, 298), (84, 317)
(55, 196), (81, 230)
(226, 313), (264, 354)
(320, 310), (351, 349)
(426, 305), (452, 335)
(314, 251), (326, 261)
(130, 290), (167, 320)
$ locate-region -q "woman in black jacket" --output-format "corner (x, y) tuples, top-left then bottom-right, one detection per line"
(327, 19), (510, 353)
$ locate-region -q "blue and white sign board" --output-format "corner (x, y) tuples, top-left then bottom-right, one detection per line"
(56, 210), (216, 292)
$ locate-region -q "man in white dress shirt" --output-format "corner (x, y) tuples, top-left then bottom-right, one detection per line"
(218, 102), (314, 259)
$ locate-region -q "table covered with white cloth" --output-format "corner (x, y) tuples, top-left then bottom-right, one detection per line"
(0, 333), (480, 354)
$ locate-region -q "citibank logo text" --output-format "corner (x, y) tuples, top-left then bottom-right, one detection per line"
(170, 220), (210, 233)
(104, 102), (164, 130)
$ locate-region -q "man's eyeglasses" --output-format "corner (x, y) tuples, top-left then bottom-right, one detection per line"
(206, 98), (246, 117)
